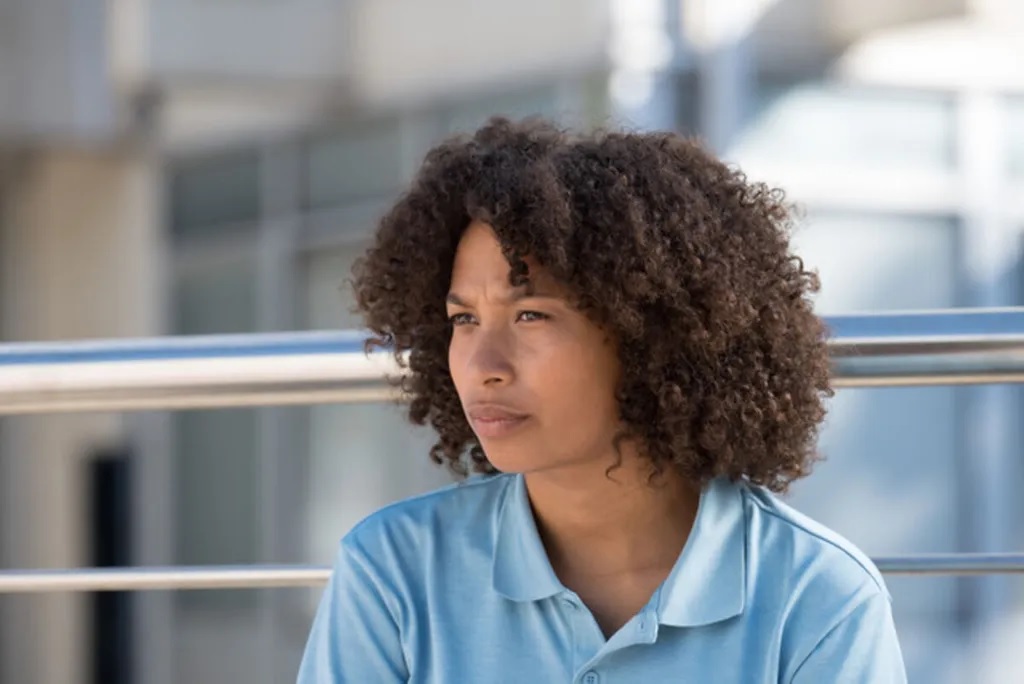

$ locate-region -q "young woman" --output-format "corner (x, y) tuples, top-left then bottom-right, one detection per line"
(297, 118), (906, 683)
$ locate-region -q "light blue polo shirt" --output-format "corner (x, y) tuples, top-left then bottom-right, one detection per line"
(297, 472), (906, 683)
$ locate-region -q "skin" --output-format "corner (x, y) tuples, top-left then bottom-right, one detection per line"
(446, 220), (700, 637)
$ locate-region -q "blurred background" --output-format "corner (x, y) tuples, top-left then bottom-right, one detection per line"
(0, 0), (1023, 682)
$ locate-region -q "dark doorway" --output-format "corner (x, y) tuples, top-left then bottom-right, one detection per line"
(89, 446), (133, 684)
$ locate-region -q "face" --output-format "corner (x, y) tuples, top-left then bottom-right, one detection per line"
(446, 220), (624, 475)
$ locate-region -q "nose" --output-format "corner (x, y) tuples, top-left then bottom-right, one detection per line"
(462, 326), (515, 387)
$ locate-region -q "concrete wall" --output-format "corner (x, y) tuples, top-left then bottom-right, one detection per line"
(146, 0), (353, 83)
(0, 146), (163, 683)
(0, 0), (119, 143)
(347, 0), (608, 106)
(151, 0), (611, 152)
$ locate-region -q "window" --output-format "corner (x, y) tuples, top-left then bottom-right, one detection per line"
(304, 119), (403, 210)
(170, 152), (261, 235)
(443, 84), (569, 134)
(172, 257), (262, 616)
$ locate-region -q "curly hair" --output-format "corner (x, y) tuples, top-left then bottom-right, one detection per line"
(352, 117), (833, 493)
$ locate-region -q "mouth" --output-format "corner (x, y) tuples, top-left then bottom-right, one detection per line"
(466, 404), (531, 439)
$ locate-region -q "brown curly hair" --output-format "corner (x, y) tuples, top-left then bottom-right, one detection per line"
(352, 117), (833, 493)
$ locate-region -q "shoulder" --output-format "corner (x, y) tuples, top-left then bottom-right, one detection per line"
(339, 472), (512, 562)
(739, 482), (887, 600)
(736, 482), (896, 671)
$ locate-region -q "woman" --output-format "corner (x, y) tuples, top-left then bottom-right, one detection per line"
(297, 118), (906, 683)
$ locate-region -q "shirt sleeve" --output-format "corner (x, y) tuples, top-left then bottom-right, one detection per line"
(296, 537), (409, 684)
(789, 590), (907, 684)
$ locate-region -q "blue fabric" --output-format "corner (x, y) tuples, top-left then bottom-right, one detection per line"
(298, 473), (906, 683)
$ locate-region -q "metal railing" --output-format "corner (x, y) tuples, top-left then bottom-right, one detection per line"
(1, 308), (1024, 593)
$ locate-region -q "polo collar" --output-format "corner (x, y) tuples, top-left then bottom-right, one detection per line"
(492, 472), (748, 628)
(656, 476), (747, 627)
(492, 473), (563, 602)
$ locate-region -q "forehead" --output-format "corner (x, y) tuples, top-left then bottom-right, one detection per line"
(450, 221), (559, 293)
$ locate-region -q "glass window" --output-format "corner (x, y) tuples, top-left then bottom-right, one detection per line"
(729, 81), (956, 171)
(444, 84), (563, 134)
(305, 119), (403, 210)
(172, 257), (261, 616)
(170, 152), (261, 235)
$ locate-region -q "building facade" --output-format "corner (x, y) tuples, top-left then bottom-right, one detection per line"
(1, 1), (1023, 682)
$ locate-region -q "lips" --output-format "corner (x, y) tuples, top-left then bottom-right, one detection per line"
(465, 402), (531, 439)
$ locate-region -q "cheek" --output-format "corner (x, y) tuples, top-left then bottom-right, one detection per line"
(531, 343), (620, 418)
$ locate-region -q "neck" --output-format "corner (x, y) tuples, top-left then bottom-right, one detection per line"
(523, 452), (700, 579)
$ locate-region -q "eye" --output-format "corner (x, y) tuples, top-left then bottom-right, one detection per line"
(448, 312), (475, 326)
(516, 310), (549, 323)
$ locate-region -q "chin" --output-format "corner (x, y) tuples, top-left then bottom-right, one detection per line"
(482, 446), (579, 477)
(482, 453), (537, 475)
(480, 444), (548, 475)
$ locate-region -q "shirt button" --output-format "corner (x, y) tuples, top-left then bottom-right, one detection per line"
(582, 671), (600, 684)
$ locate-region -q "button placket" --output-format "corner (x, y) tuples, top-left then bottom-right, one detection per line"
(561, 592), (593, 677)
(635, 607), (659, 644)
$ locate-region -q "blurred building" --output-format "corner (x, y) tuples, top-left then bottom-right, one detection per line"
(1, 1), (1023, 682)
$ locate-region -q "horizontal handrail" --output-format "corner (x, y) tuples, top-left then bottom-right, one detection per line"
(827, 307), (1024, 387)
(4, 308), (1024, 415)
(873, 553), (1024, 575)
(1, 554), (1022, 593)
(2, 309), (1023, 595)
(0, 330), (399, 414)
(0, 565), (330, 593)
